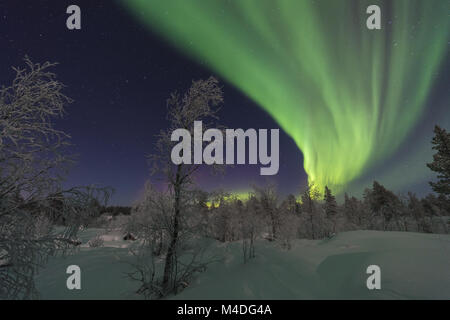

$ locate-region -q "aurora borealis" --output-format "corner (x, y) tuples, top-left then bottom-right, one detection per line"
(122, 0), (450, 194)
(1, 1), (448, 204)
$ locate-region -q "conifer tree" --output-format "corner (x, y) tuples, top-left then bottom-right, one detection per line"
(427, 125), (450, 199)
(324, 186), (338, 234)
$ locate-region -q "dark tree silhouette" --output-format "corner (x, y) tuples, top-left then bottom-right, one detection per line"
(427, 125), (450, 199)
(324, 186), (338, 235)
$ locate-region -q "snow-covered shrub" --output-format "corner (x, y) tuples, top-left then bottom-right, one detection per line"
(88, 235), (104, 248)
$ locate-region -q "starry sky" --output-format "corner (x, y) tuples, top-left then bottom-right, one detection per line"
(0, 0), (448, 205)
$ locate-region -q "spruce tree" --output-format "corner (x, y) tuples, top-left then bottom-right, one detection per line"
(324, 186), (338, 234)
(344, 193), (360, 226)
(427, 125), (450, 199)
(370, 181), (401, 230)
(324, 186), (338, 218)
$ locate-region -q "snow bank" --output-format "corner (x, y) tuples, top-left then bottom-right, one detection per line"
(174, 231), (450, 299)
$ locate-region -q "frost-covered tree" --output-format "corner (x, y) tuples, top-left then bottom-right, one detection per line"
(240, 196), (259, 262)
(192, 190), (211, 238)
(420, 194), (448, 233)
(365, 181), (402, 230)
(343, 193), (360, 229)
(253, 183), (279, 241)
(277, 194), (301, 248)
(406, 193), (427, 232)
(148, 77), (223, 295)
(282, 194), (301, 216)
(0, 57), (110, 299)
(278, 209), (300, 250)
(210, 192), (234, 242)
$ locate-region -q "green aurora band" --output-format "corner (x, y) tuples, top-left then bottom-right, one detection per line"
(122, 0), (449, 193)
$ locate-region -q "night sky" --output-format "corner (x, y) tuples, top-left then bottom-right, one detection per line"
(1, 0), (448, 205)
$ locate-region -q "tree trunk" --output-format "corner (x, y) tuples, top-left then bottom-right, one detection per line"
(270, 210), (277, 241)
(162, 165), (182, 293)
(154, 230), (163, 256)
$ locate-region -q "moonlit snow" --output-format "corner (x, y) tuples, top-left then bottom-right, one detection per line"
(35, 228), (450, 299)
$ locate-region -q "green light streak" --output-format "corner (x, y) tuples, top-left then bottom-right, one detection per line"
(122, 0), (449, 193)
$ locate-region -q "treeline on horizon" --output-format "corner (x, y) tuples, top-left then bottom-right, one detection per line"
(93, 124), (450, 240)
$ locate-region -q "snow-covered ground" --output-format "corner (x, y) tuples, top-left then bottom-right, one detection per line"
(35, 229), (450, 299)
